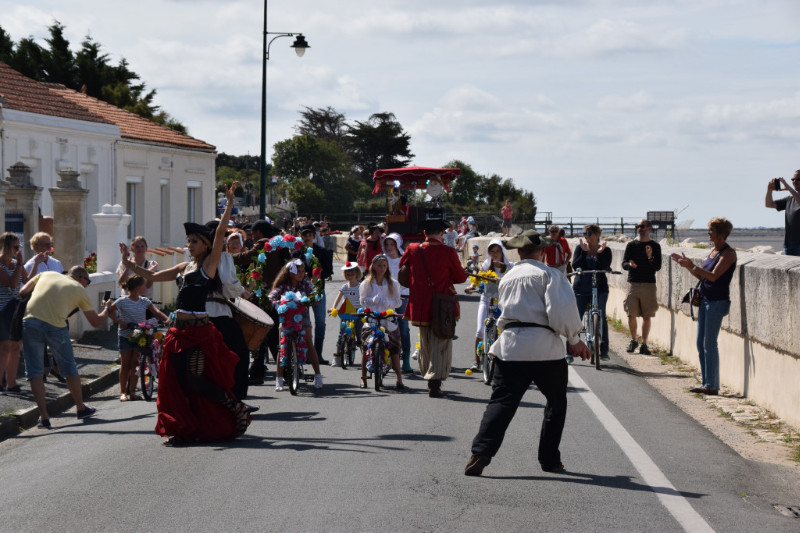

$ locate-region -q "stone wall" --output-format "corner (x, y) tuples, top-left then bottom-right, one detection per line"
(464, 236), (800, 429)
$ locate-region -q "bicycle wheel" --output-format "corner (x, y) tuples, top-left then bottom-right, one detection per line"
(374, 340), (383, 391)
(592, 313), (602, 370)
(140, 348), (155, 401)
(482, 319), (497, 385)
(347, 336), (357, 367)
(337, 336), (348, 369)
(287, 341), (300, 395)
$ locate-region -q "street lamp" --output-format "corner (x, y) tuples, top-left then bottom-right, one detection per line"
(259, 0), (309, 219)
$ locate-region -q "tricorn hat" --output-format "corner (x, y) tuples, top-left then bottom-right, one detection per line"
(421, 218), (451, 233)
(504, 229), (552, 250)
(185, 222), (215, 245)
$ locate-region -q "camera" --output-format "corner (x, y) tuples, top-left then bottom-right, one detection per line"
(103, 290), (112, 301)
(773, 178), (782, 191)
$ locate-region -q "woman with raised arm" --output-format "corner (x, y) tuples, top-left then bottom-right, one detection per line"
(119, 183), (251, 445)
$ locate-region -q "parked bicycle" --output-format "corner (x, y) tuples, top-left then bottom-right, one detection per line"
(568, 268), (622, 370)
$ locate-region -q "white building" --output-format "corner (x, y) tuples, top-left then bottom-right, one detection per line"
(0, 61), (216, 257)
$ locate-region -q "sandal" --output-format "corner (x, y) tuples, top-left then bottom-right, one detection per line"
(128, 393), (142, 401)
(233, 402), (252, 437)
(360, 377), (368, 389)
(119, 394), (129, 402)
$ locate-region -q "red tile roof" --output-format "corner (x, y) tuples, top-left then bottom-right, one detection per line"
(0, 62), (112, 125)
(0, 61), (215, 152)
(50, 85), (215, 152)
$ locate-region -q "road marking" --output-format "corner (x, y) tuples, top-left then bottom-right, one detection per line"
(569, 367), (715, 533)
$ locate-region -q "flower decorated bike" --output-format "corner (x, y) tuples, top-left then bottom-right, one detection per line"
(330, 308), (360, 369)
(273, 288), (315, 395)
(359, 308), (398, 391)
(466, 270), (501, 384)
(130, 319), (165, 401)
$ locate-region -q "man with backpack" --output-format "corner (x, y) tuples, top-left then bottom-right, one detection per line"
(544, 225), (571, 275)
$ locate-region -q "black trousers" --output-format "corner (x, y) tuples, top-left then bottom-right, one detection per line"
(249, 308), (279, 380)
(209, 316), (249, 400)
(471, 358), (568, 469)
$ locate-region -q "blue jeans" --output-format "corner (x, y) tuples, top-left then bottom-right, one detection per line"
(22, 317), (79, 378)
(574, 291), (609, 356)
(784, 244), (800, 256)
(696, 298), (730, 390)
(311, 293), (327, 359)
(397, 297), (411, 367)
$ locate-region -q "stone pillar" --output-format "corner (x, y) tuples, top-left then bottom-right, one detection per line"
(92, 204), (131, 274)
(5, 162), (42, 261)
(49, 168), (89, 271)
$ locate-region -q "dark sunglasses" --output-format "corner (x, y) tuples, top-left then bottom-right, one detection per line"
(635, 224), (650, 229)
(583, 231), (593, 237)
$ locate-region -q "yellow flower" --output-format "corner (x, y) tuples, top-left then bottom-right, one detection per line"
(138, 337), (147, 347)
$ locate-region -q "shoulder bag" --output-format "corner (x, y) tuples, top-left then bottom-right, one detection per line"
(420, 245), (457, 339)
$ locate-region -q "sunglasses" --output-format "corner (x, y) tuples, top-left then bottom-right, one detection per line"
(583, 231), (594, 237)
(635, 225), (650, 229)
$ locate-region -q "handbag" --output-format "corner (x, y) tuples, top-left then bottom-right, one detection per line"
(681, 280), (702, 320)
(419, 245), (457, 339)
(397, 264), (410, 288)
(9, 294), (29, 342)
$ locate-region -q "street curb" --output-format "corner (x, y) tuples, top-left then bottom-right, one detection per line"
(0, 366), (119, 442)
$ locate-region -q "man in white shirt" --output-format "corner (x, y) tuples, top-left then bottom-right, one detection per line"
(465, 229), (590, 476)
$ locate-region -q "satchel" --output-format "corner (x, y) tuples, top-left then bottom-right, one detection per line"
(420, 245), (458, 339)
(9, 295), (29, 342)
(681, 281), (702, 321)
(431, 291), (457, 339)
(397, 264), (410, 288)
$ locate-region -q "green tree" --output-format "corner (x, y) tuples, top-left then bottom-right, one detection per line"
(42, 22), (77, 87)
(272, 134), (354, 191)
(295, 106), (347, 142)
(288, 177), (325, 213)
(345, 112), (413, 187)
(445, 159), (481, 207)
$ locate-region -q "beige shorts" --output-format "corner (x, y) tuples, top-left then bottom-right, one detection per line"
(624, 282), (658, 318)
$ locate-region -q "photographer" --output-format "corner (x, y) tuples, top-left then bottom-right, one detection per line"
(765, 171), (800, 256)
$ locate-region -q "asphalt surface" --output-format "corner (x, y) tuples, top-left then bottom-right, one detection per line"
(2, 266), (800, 531)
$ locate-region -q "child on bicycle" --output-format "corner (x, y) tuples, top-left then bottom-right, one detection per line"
(269, 257), (324, 391)
(329, 262), (362, 367)
(464, 239), (513, 371)
(109, 276), (168, 401)
(358, 254), (405, 390)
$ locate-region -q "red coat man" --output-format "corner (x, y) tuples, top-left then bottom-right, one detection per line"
(399, 219), (468, 398)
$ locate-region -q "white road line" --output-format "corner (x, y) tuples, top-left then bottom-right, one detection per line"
(569, 367), (715, 533)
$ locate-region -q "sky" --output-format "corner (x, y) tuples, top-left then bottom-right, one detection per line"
(2, 0), (799, 228)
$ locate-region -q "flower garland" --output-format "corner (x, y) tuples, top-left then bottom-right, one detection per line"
(302, 245), (324, 301)
(239, 234), (304, 302)
(275, 289), (311, 366)
(83, 252), (97, 274)
(468, 269), (498, 293)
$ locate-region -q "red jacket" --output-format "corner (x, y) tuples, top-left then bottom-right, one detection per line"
(399, 239), (468, 326)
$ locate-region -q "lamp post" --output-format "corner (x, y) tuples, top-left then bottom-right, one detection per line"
(259, 0), (309, 220)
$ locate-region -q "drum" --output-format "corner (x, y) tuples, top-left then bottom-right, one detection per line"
(230, 297), (274, 350)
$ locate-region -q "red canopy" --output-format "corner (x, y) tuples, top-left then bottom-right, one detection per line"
(372, 166), (459, 195)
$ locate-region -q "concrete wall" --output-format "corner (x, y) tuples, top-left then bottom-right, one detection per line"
(464, 236), (800, 429)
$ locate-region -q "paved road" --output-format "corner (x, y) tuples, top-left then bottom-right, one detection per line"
(2, 273), (799, 532)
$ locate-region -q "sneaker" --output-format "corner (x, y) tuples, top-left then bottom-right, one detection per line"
(76, 405), (96, 419)
(626, 339), (639, 353)
(5, 385), (22, 395)
(317, 357), (329, 366)
(275, 377), (285, 391)
(37, 417), (51, 429)
(639, 343), (651, 355)
(600, 353), (610, 361)
(313, 374), (324, 389)
(470, 362), (480, 371)
(565, 354), (574, 364)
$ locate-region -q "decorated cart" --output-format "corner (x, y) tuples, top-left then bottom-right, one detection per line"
(371, 166), (459, 242)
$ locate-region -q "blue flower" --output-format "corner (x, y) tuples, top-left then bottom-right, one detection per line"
(258, 253), (266, 263)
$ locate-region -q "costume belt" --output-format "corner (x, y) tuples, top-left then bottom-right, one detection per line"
(172, 316), (210, 329)
(501, 321), (554, 333)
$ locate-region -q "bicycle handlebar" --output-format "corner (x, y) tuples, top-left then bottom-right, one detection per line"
(567, 268), (622, 277)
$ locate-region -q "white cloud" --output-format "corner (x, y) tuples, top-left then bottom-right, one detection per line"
(555, 18), (688, 57)
(597, 91), (654, 110)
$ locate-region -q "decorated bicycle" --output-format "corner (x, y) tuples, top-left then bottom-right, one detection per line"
(131, 318), (165, 401)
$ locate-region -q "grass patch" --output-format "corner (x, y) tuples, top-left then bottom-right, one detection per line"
(693, 243), (709, 249)
(791, 445), (800, 463)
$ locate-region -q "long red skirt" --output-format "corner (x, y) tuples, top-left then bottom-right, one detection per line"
(155, 323), (240, 441)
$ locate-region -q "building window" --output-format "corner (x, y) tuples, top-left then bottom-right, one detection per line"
(160, 180), (170, 244)
(187, 181), (202, 224)
(126, 177), (143, 240)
